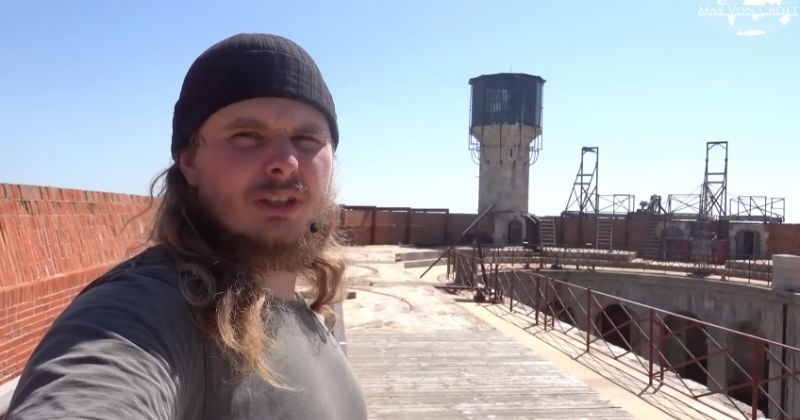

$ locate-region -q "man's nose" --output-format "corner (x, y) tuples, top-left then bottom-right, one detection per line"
(262, 134), (299, 180)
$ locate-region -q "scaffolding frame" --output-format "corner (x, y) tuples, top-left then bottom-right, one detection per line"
(727, 196), (785, 223)
(700, 141), (728, 219)
(564, 147), (599, 214)
(667, 193), (702, 219)
(599, 194), (635, 216)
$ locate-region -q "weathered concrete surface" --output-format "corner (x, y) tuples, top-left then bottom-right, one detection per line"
(342, 245), (635, 419)
(475, 123), (535, 245)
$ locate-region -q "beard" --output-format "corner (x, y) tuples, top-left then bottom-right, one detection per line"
(184, 179), (340, 276)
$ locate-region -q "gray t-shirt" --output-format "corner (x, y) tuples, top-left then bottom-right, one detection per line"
(6, 247), (367, 420)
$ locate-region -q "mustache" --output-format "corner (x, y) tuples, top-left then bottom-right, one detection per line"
(248, 178), (308, 196)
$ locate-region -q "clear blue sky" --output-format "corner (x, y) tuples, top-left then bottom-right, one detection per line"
(1, 1), (798, 221)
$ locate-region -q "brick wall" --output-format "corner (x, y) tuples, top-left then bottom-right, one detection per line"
(0, 183), (152, 384)
(446, 213), (494, 244)
(408, 212), (448, 245)
(374, 210), (406, 244)
(625, 213), (652, 253)
(561, 214), (586, 247)
(340, 207), (375, 245)
(341, 206), (477, 246)
(766, 224), (800, 256)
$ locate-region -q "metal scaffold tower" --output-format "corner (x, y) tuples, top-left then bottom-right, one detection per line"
(700, 141), (728, 219)
(693, 141), (728, 275)
(564, 147), (599, 215)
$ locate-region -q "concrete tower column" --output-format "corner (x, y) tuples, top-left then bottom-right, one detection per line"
(469, 73), (545, 246)
(476, 124), (535, 244)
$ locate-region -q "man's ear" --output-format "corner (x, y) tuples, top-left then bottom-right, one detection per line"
(178, 147), (200, 186)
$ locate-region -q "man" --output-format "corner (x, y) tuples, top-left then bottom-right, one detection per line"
(7, 33), (367, 420)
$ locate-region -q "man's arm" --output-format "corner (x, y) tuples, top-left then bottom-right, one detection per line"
(6, 273), (203, 420)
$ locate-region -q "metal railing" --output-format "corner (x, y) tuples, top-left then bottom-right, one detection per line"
(599, 194), (635, 216)
(449, 249), (798, 419)
(724, 259), (773, 284)
(729, 197), (785, 222)
(668, 194), (702, 217)
(448, 244), (773, 287)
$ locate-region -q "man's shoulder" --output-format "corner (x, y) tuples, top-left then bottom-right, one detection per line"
(8, 246), (206, 420)
(65, 245), (192, 326)
(88, 244), (179, 290)
(36, 245), (204, 364)
(77, 245), (183, 300)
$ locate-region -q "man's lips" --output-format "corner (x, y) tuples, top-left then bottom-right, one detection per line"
(252, 193), (304, 216)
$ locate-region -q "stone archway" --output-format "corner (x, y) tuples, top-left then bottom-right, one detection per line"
(594, 304), (633, 351)
(662, 314), (708, 385)
(735, 230), (761, 259)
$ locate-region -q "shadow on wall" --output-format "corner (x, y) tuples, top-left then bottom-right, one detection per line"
(661, 313), (708, 386)
(544, 298), (577, 327)
(595, 304), (633, 351)
(726, 321), (769, 414)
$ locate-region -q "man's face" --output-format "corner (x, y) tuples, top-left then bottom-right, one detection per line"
(179, 97), (334, 250)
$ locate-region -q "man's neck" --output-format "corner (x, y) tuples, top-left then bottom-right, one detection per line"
(257, 270), (299, 301)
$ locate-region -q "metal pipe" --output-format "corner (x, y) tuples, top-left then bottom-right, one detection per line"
(509, 282), (513, 311)
(659, 320), (665, 382)
(544, 278), (549, 331)
(752, 339), (762, 419)
(649, 308), (655, 387)
(446, 249), (451, 278)
(587, 288), (592, 353)
(534, 275), (540, 326)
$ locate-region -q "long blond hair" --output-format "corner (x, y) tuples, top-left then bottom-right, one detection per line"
(144, 158), (346, 385)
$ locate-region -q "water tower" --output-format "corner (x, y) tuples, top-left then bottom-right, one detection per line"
(469, 73), (545, 245)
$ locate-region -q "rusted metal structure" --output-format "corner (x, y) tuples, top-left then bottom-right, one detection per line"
(564, 146), (599, 215)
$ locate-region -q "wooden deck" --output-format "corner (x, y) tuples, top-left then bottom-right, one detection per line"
(348, 330), (633, 419)
(341, 246), (634, 419)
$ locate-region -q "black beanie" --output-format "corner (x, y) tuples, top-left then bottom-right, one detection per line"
(171, 33), (338, 158)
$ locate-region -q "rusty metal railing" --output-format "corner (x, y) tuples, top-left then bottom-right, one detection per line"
(446, 244), (774, 287)
(449, 249), (798, 419)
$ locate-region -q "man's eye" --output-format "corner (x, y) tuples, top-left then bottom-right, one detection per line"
(294, 135), (323, 148)
(228, 132), (264, 147)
